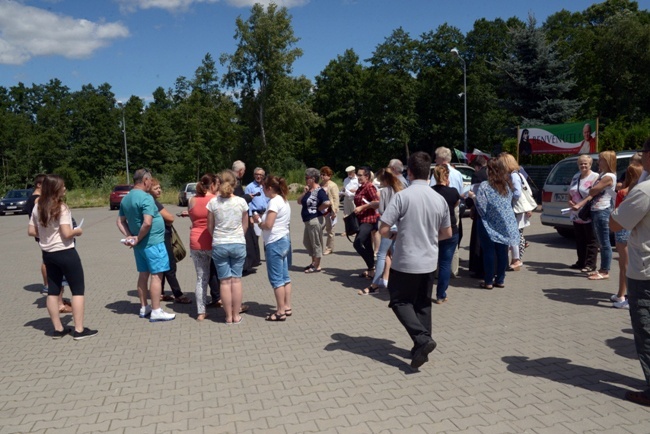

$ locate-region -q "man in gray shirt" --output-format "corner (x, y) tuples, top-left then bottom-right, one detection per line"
(379, 152), (452, 369)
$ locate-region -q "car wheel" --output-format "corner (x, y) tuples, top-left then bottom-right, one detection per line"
(556, 228), (574, 238)
(0, 212), (4, 216)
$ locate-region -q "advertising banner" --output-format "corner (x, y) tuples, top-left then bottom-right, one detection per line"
(518, 120), (597, 156)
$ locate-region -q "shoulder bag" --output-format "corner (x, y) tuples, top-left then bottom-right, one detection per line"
(170, 225), (187, 262)
(513, 173), (538, 214)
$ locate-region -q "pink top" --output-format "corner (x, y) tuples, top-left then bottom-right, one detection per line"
(189, 194), (213, 251)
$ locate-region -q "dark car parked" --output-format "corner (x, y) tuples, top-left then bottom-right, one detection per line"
(0, 189), (33, 215)
(109, 185), (133, 210)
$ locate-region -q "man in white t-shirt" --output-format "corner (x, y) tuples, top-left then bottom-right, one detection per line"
(610, 137), (650, 407)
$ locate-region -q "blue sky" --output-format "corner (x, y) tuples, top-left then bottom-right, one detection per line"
(1, 0), (648, 103)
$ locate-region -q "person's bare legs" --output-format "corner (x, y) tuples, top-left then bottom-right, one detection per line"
(137, 272), (151, 308)
(221, 278), (233, 322)
(46, 295), (64, 331)
(71, 295), (85, 332)
(382, 255), (391, 285)
(284, 282), (292, 313)
(231, 277), (243, 322)
(616, 242), (628, 299)
(149, 273), (163, 310)
(312, 256), (321, 270)
(372, 230), (380, 256)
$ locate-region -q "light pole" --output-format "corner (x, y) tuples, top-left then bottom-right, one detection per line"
(117, 101), (130, 185)
(450, 48), (468, 154)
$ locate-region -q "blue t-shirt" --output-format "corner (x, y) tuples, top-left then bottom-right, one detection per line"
(300, 187), (329, 222)
(119, 188), (165, 249)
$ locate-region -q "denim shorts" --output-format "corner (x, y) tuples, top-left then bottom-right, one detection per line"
(265, 235), (291, 289)
(134, 243), (170, 274)
(212, 243), (246, 279)
(615, 229), (631, 244)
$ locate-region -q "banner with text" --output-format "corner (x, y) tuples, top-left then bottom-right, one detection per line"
(518, 120), (597, 156)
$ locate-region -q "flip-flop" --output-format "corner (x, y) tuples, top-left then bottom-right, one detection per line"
(358, 285), (380, 295)
(588, 272), (609, 280)
(265, 312), (286, 322)
(305, 266), (322, 274)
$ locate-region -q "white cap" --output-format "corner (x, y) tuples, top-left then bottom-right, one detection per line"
(345, 165), (356, 173)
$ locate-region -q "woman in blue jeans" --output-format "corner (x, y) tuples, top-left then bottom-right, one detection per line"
(469, 158), (519, 289)
(431, 165), (460, 303)
(571, 150), (617, 281)
(253, 175), (293, 321)
(359, 168), (403, 295)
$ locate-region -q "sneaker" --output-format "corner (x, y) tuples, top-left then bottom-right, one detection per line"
(139, 305), (152, 318)
(52, 327), (70, 339)
(610, 294), (626, 303)
(41, 286), (49, 295)
(149, 309), (176, 322)
(73, 328), (98, 340)
(613, 299), (629, 309)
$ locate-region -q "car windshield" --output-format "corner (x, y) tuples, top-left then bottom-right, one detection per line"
(5, 190), (29, 199)
(113, 186), (131, 192)
(187, 184), (197, 193)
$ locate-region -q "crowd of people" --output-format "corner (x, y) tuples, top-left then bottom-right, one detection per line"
(26, 142), (650, 405)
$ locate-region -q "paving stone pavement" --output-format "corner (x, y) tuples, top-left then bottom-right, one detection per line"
(1, 204), (649, 433)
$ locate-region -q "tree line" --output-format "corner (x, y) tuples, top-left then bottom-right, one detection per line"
(1, 0), (649, 190)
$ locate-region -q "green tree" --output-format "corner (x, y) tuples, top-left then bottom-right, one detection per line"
(220, 3), (307, 169)
(494, 15), (581, 125)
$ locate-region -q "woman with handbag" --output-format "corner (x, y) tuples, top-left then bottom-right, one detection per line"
(571, 151), (617, 281)
(501, 153), (531, 271)
(567, 155), (599, 274)
(150, 178), (191, 304)
(298, 168), (331, 274)
(353, 166), (380, 280)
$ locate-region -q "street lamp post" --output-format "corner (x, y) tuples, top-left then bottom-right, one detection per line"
(117, 101), (130, 185)
(450, 48), (468, 154)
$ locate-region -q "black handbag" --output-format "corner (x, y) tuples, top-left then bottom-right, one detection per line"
(343, 213), (360, 242)
(577, 200), (593, 221)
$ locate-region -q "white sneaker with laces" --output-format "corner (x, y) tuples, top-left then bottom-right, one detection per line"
(610, 294), (625, 303)
(149, 309), (176, 322)
(613, 299), (629, 309)
(139, 305), (152, 318)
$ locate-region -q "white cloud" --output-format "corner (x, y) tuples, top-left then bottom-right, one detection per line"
(117, 0), (308, 13)
(0, 1), (129, 65)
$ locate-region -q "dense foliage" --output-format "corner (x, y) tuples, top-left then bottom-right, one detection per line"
(1, 0), (649, 191)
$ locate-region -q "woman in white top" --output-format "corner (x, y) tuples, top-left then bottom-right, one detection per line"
(567, 154), (599, 273)
(28, 175), (97, 340)
(571, 150), (617, 280)
(253, 175), (292, 321)
(207, 170), (249, 324)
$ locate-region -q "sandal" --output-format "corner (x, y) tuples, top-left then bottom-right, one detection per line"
(303, 263), (315, 271)
(494, 283), (505, 288)
(305, 266), (322, 274)
(265, 312), (286, 322)
(480, 282), (494, 290)
(359, 268), (375, 279)
(58, 305), (73, 313)
(358, 285), (380, 295)
(588, 272), (609, 280)
(174, 296), (192, 304)
(160, 294), (174, 302)
(284, 308), (292, 317)
(240, 304), (249, 314)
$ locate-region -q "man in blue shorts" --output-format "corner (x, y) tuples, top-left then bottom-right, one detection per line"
(379, 152), (452, 369)
(117, 168), (176, 322)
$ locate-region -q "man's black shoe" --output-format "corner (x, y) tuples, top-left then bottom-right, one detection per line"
(411, 339), (437, 369)
(52, 327), (71, 339)
(626, 390), (650, 406)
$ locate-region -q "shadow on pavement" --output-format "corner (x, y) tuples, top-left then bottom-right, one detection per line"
(502, 355), (644, 399)
(525, 261), (585, 277)
(525, 232), (575, 249)
(23, 283), (44, 294)
(324, 333), (420, 374)
(605, 335), (638, 360)
(542, 287), (617, 307)
(24, 316), (72, 336)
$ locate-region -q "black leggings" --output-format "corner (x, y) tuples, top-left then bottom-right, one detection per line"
(354, 222), (377, 270)
(42, 248), (85, 296)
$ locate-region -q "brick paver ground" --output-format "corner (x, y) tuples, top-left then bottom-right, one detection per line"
(1, 204), (649, 433)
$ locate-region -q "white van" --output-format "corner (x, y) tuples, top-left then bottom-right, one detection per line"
(540, 151), (636, 237)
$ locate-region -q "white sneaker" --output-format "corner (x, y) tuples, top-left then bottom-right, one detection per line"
(610, 294), (625, 303)
(613, 299), (629, 309)
(139, 305), (152, 318)
(149, 309), (176, 322)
